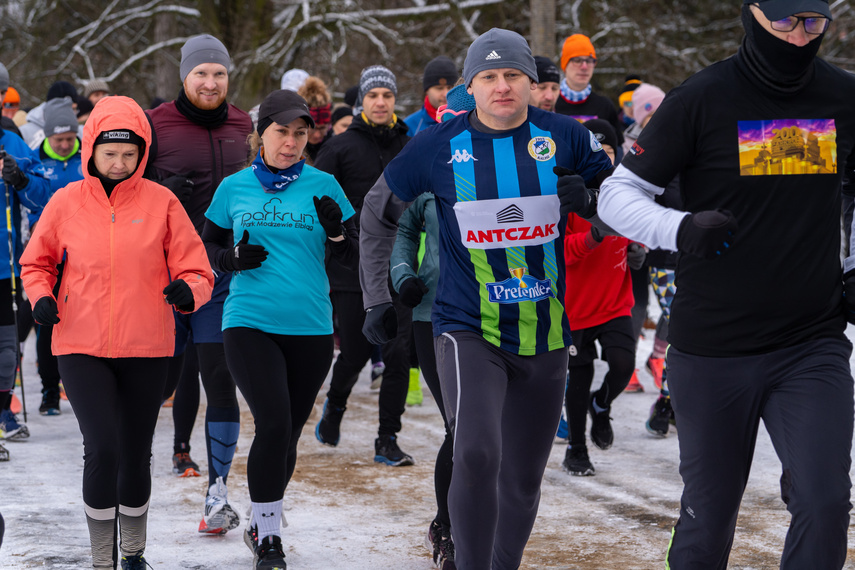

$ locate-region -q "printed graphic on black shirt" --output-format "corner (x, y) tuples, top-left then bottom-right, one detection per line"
(738, 119), (837, 176)
(569, 115), (598, 124)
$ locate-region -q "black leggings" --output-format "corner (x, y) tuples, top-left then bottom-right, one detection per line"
(58, 355), (169, 509)
(223, 328), (333, 503)
(413, 321), (453, 528)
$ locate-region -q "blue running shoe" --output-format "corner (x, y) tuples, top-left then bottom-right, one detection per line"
(315, 399), (344, 446)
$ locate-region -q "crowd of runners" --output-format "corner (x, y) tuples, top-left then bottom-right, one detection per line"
(1, 0), (855, 568)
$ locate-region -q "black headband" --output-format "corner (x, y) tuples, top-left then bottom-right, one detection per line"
(94, 129), (145, 148)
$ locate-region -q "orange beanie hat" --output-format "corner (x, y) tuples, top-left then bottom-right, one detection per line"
(560, 34), (596, 71)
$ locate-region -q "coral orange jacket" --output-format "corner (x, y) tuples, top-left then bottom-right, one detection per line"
(20, 95), (214, 358)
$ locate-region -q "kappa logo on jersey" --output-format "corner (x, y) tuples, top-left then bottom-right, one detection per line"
(448, 149), (478, 163)
(589, 131), (604, 153)
(486, 267), (555, 304)
(496, 204), (524, 224)
(454, 195), (561, 250)
(485, 50), (501, 60)
(527, 137), (556, 161)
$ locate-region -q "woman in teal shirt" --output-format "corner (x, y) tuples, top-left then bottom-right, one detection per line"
(202, 90), (356, 570)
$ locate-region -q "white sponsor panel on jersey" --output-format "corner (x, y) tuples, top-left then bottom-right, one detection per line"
(454, 195), (560, 250)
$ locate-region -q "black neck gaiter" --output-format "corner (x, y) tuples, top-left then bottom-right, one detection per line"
(736, 5), (823, 94)
(175, 89), (229, 129)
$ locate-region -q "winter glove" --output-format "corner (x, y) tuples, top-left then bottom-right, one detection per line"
(313, 195), (343, 239)
(163, 279), (194, 309)
(227, 230), (269, 271)
(362, 302), (397, 345)
(160, 174), (195, 205)
(676, 210), (738, 259)
(583, 225), (605, 250)
(33, 297), (59, 325)
(627, 242), (647, 271)
(554, 166), (596, 218)
(843, 270), (855, 324)
(1, 154), (28, 190)
(398, 277), (429, 308)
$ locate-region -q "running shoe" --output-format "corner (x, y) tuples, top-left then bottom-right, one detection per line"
(199, 476), (240, 534)
(254, 535), (287, 569)
(39, 388), (61, 416)
(406, 368), (423, 406)
(374, 434), (414, 467)
(623, 370), (644, 392)
(437, 525), (456, 569)
(244, 520), (259, 553)
(172, 443), (201, 477)
(0, 409), (29, 441)
(646, 395), (673, 437)
(0, 442), (9, 461)
(425, 519), (442, 565)
(562, 445), (595, 476)
(315, 399), (345, 446)
(370, 361), (385, 390)
(120, 554), (152, 569)
(646, 356), (665, 390)
(588, 393), (613, 450)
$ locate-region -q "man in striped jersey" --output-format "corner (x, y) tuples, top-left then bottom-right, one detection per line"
(359, 28), (613, 569)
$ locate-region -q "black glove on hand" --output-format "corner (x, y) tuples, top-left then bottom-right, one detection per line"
(362, 302), (397, 345)
(554, 166), (596, 218)
(313, 196), (343, 238)
(228, 230), (268, 271)
(626, 242), (647, 271)
(33, 297), (60, 325)
(843, 270), (855, 324)
(2, 155), (28, 190)
(163, 279), (193, 308)
(160, 174), (195, 204)
(398, 277), (429, 308)
(676, 209), (738, 259)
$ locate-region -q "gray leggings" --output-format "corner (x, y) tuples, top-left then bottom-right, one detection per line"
(434, 330), (567, 570)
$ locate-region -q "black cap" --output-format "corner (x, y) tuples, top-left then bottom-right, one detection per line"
(747, 0), (831, 20)
(257, 90), (314, 136)
(534, 56), (561, 84)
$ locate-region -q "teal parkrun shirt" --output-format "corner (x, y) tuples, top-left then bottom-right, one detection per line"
(383, 107), (613, 355)
(205, 165), (355, 336)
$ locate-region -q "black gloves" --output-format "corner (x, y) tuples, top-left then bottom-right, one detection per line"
(1, 155), (28, 190)
(313, 196), (343, 239)
(554, 166), (596, 218)
(627, 242), (647, 271)
(676, 210), (738, 259)
(163, 279), (193, 309)
(160, 174), (194, 204)
(844, 270), (855, 324)
(226, 230), (268, 271)
(362, 302), (397, 345)
(398, 277), (429, 308)
(33, 297), (60, 325)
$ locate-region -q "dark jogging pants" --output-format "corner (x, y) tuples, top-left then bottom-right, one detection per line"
(666, 336), (853, 570)
(435, 330), (567, 570)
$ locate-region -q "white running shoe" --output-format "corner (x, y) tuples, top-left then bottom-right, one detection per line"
(198, 476), (240, 534)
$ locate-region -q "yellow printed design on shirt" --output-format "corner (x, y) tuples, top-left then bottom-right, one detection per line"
(738, 119), (836, 176)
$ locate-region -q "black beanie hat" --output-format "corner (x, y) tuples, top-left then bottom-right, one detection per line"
(343, 85), (359, 107)
(423, 56), (458, 92)
(47, 81), (78, 102)
(534, 56), (561, 84)
(583, 119), (618, 153)
(331, 105), (353, 126)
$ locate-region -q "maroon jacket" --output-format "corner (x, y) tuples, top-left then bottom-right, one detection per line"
(146, 101), (252, 232)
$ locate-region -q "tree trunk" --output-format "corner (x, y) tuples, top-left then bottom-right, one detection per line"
(530, 0), (556, 59)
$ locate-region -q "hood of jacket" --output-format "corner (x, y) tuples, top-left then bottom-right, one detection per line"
(82, 95), (151, 194)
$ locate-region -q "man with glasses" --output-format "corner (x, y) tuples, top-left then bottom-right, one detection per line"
(598, 0), (855, 568)
(554, 34), (624, 153)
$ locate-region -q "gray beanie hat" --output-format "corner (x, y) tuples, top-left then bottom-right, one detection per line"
(463, 28), (537, 87)
(43, 97), (79, 137)
(0, 63), (9, 92)
(83, 79), (110, 98)
(180, 34), (231, 82)
(358, 65), (397, 105)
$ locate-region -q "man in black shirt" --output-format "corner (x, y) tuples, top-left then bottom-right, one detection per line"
(598, 1), (855, 568)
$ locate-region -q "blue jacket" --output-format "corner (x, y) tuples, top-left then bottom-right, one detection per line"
(390, 193), (438, 323)
(404, 107), (438, 137)
(0, 128), (51, 279)
(31, 139), (83, 226)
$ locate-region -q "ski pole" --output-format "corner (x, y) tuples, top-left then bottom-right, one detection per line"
(0, 146), (25, 422)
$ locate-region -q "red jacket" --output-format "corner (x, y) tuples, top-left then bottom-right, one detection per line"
(21, 96), (214, 358)
(563, 214), (634, 330)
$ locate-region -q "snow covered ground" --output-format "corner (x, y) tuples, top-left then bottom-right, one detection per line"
(3, 310), (855, 569)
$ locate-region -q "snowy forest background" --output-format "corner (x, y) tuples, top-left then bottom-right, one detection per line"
(2, 0), (854, 113)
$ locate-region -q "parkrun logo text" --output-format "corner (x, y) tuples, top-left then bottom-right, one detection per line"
(466, 223), (557, 244)
(486, 267), (555, 304)
(240, 197), (316, 230)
